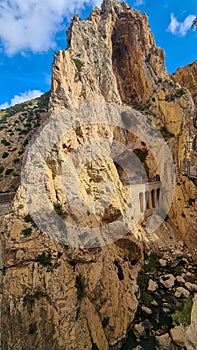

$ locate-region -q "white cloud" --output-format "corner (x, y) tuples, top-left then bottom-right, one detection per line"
(0, 102), (9, 110)
(134, 0), (144, 6)
(0, 90), (43, 110)
(168, 13), (195, 36)
(0, 0), (100, 55)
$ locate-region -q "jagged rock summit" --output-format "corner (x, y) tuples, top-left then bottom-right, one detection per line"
(50, 0), (167, 112)
(102, 0), (120, 11)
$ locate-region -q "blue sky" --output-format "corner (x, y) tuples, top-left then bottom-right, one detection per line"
(0, 0), (196, 109)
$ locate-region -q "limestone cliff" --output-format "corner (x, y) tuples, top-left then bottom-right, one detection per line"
(0, 92), (50, 193)
(172, 60), (197, 100)
(0, 0), (197, 349)
(49, 0), (196, 251)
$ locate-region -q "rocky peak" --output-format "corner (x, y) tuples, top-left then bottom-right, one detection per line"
(172, 59), (197, 101)
(101, 0), (121, 13)
(50, 0), (167, 112)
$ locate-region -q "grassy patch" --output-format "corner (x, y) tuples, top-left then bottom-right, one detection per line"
(165, 87), (187, 102)
(172, 296), (193, 325)
(1, 139), (10, 146)
(5, 168), (13, 175)
(54, 202), (67, 219)
(73, 58), (84, 72)
(2, 152), (9, 159)
(13, 158), (20, 164)
(144, 252), (161, 273)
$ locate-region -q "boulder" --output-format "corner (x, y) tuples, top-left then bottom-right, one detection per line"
(170, 326), (186, 347)
(176, 275), (185, 284)
(142, 306), (152, 315)
(148, 279), (158, 292)
(174, 287), (190, 299)
(155, 333), (172, 350)
(159, 259), (167, 267)
(160, 274), (176, 289)
(133, 322), (146, 338)
(185, 282), (197, 293)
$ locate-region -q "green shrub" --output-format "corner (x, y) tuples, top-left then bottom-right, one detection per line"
(131, 101), (149, 111)
(73, 58), (84, 72)
(1, 139), (10, 146)
(24, 122), (31, 129)
(37, 91), (50, 109)
(165, 87), (187, 102)
(175, 87), (187, 97)
(54, 202), (67, 219)
(2, 152), (9, 159)
(5, 168), (13, 175)
(35, 252), (52, 266)
(75, 274), (85, 300)
(172, 296), (193, 325)
(165, 94), (175, 102)
(0, 166), (4, 174)
(23, 139), (28, 147)
(144, 252), (161, 273)
(0, 97), (40, 121)
(13, 158), (20, 164)
(19, 129), (29, 135)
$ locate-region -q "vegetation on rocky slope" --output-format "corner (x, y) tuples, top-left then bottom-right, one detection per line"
(0, 91), (50, 192)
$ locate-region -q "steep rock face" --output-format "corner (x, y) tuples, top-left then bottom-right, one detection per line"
(185, 294), (197, 349)
(172, 60), (197, 99)
(0, 203), (142, 349)
(0, 1), (197, 350)
(50, 1), (167, 111)
(112, 9), (166, 103)
(49, 0), (196, 249)
(0, 93), (49, 192)
(50, 8), (121, 112)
